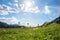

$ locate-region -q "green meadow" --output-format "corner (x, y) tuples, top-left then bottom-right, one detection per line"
(0, 23), (60, 40)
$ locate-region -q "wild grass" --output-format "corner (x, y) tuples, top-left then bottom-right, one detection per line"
(0, 23), (60, 40)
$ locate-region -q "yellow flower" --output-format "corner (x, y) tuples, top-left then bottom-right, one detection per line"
(33, 28), (38, 30)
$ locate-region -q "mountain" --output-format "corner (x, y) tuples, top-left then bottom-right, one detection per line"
(9, 24), (21, 28)
(49, 16), (60, 24)
(0, 22), (23, 28)
(41, 16), (60, 27)
(0, 22), (9, 28)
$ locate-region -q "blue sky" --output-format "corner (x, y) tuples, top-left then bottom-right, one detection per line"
(0, 0), (60, 27)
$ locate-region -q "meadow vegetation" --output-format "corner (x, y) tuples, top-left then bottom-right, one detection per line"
(0, 23), (60, 40)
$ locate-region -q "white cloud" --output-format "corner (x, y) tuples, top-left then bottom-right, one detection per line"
(0, 5), (3, 9)
(0, 5), (8, 15)
(15, 3), (18, 7)
(0, 4), (19, 15)
(0, 10), (8, 15)
(0, 4), (15, 15)
(14, 0), (19, 8)
(20, 0), (40, 13)
(0, 17), (19, 24)
(44, 5), (51, 14)
(0, 0), (59, 16)
(0, 0), (40, 15)
(15, 0), (18, 2)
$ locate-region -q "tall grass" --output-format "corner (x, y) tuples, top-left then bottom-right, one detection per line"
(0, 23), (60, 40)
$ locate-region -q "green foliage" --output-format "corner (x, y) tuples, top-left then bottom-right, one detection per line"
(0, 23), (60, 40)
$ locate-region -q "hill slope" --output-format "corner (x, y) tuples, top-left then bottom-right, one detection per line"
(49, 16), (60, 24)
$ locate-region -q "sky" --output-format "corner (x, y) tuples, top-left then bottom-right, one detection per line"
(0, 0), (60, 27)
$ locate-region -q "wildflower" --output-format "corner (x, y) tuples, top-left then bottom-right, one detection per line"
(33, 28), (38, 30)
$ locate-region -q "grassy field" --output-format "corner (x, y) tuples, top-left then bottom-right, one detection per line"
(0, 23), (60, 40)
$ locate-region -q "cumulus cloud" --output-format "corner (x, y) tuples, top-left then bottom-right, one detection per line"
(0, 5), (8, 15)
(0, 17), (19, 24)
(15, 3), (18, 7)
(44, 5), (51, 14)
(15, 0), (18, 2)
(0, 10), (8, 15)
(0, 0), (53, 15)
(14, 0), (19, 8)
(0, 0), (40, 15)
(43, 5), (60, 15)
(0, 4), (16, 15)
(20, 0), (40, 13)
(0, 4), (20, 15)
